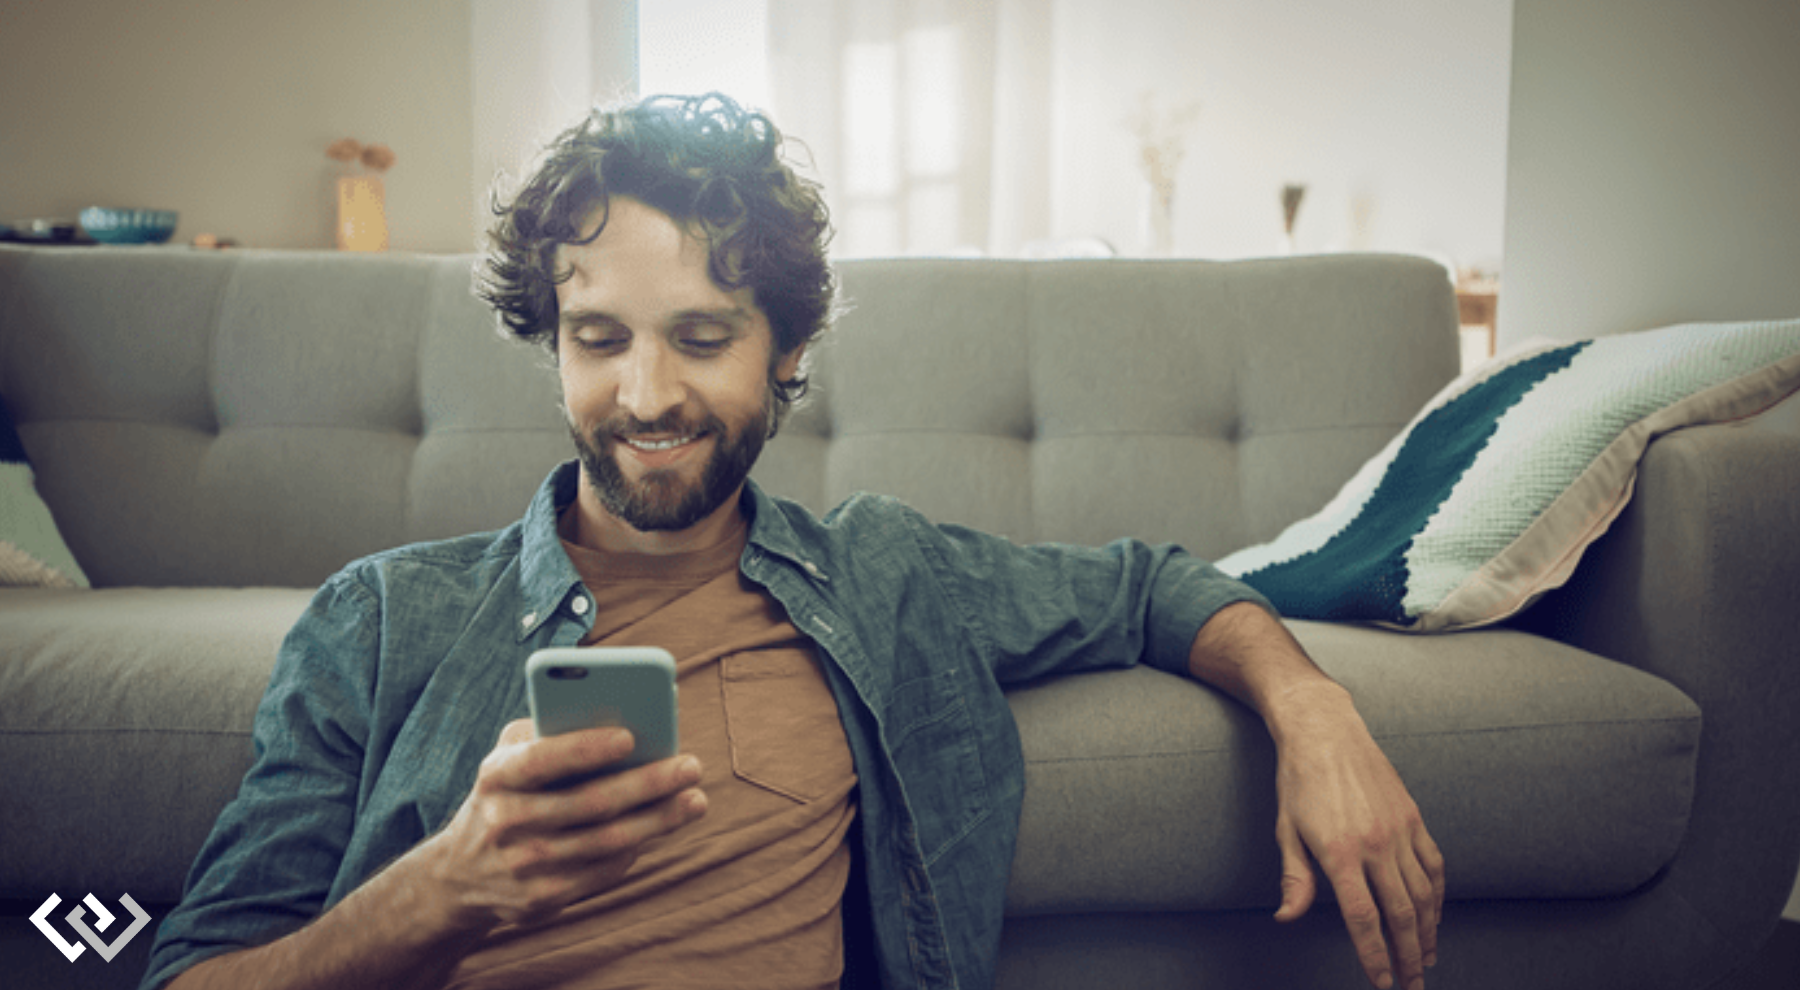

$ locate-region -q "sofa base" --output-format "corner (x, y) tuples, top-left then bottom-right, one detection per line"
(996, 890), (1752, 990)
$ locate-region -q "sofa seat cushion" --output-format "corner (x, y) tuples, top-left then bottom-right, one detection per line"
(0, 587), (307, 902)
(1003, 620), (1702, 915)
(2, 588), (1704, 925)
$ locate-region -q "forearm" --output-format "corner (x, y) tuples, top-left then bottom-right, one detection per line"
(1191, 600), (1443, 990)
(165, 841), (486, 990)
(1186, 600), (1356, 743)
(165, 722), (708, 990)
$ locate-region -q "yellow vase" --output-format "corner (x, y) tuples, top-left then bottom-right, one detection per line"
(335, 174), (389, 252)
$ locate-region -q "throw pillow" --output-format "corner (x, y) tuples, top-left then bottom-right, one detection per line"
(0, 400), (88, 588)
(1217, 318), (1800, 632)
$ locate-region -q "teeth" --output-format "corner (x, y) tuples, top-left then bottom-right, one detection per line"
(625, 435), (697, 452)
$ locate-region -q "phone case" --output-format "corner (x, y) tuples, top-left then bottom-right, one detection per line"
(526, 646), (679, 771)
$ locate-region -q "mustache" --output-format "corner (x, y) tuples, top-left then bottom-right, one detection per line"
(595, 411), (724, 440)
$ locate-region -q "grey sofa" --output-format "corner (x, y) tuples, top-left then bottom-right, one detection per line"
(2, 244), (1797, 990)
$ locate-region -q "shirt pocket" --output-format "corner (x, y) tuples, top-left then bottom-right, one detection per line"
(720, 648), (854, 803)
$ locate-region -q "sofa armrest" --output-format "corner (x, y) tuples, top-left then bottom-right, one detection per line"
(1516, 418), (1800, 965)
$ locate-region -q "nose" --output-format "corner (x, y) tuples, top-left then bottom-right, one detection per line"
(615, 337), (685, 424)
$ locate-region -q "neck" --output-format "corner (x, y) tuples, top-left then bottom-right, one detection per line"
(569, 477), (749, 556)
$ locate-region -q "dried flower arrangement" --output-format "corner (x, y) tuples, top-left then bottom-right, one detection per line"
(1124, 92), (1202, 254)
(326, 138), (397, 173)
(1281, 183), (1307, 237)
(1125, 91), (1202, 197)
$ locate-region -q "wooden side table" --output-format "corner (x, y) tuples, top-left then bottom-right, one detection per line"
(1457, 285), (1499, 360)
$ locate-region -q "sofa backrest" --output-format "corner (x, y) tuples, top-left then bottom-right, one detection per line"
(0, 246), (1458, 589)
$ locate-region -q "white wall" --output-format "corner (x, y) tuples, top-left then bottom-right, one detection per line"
(471, 0), (638, 246)
(1503, 0), (1800, 924)
(1, 0), (476, 253)
(1047, 0), (1514, 267)
(4, 0), (1511, 268)
(0, 0), (645, 254)
(1498, 0), (1800, 349)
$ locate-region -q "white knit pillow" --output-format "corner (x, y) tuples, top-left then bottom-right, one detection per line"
(1218, 318), (1800, 632)
(0, 461), (86, 588)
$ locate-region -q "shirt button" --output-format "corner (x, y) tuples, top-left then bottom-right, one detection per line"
(571, 595), (590, 616)
(521, 612), (537, 629)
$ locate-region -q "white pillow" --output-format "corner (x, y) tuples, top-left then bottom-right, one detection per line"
(0, 461), (88, 588)
(1218, 318), (1800, 632)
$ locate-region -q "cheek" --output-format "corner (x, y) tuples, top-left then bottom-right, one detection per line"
(704, 353), (777, 413)
(559, 360), (609, 427)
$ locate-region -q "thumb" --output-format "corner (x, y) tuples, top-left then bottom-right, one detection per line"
(1273, 814), (1316, 923)
(497, 717), (538, 747)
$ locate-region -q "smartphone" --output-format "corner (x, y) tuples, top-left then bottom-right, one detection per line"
(525, 646), (679, 773)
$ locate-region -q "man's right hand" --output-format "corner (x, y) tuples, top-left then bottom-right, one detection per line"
(419, 717), (709, 931)
(168, 719), (707, 990)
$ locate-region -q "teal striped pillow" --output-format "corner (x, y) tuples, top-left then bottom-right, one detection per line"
(1218, 318), (1800, 631)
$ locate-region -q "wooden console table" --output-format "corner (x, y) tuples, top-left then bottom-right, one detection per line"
(1457, 285), (1499, 360)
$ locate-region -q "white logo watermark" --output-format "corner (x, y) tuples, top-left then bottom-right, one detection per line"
(30, 892), (152, 963)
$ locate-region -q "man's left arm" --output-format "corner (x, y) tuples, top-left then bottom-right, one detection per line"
(1187, 601), (1445, 990)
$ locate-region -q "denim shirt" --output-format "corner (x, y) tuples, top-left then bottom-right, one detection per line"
(142, 461), (1269, 990)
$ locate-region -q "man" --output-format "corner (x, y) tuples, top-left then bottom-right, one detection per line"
(142, 93), (1442, 990)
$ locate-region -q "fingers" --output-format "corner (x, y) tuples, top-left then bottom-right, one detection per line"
(1368, 859), (1423, 990)
(1413, 827), (1447, 967)
(1269, 697), (1444, 989)
(1273, 814), (1317, 923)
(504, 777), (705, 885)
(1321, 829), (1441, 990)
(496, 717), (536, 747)
(483, 723), (640, 792)
(435, 727), (711, 928)
(1325, 866), (1395, 990)
(1274, 806), (1438, 990)
(530, 753), (706, 834)
(474, 723), (707, 857)
(476, 721), (708, 852)
(529, 780), (708, 870)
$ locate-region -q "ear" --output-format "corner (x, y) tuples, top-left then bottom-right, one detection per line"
(774, 343), (807, 383)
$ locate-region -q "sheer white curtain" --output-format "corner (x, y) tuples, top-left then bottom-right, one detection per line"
(767, 0), (1056, 257)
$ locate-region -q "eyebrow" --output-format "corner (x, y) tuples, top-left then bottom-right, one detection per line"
(670, 306), (753, 329)
(559, 306), (753, 331)
(559, 309), (624, 331)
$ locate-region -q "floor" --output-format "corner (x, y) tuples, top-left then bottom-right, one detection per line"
(1714, 920), (1800, 989)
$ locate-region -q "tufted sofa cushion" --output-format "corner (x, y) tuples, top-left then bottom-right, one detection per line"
(761, 257), (1458, 559)
(1, 250), (567, 588)
(0, 248), (1458, 589)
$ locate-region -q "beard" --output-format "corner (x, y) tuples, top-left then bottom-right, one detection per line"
(570, 398), (770, 533)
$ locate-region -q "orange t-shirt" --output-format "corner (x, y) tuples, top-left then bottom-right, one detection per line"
(446, 511), (858, 990)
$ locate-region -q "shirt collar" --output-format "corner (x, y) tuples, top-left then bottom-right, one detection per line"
(741, 480), (830, 584)
(515, 460), (587, 641)
(515, 463), (830, 643)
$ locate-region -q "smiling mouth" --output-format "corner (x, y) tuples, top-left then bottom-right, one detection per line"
(619, 432), (702, 451)
(615, 429), (714, 461)
(622, 434), (702, 451)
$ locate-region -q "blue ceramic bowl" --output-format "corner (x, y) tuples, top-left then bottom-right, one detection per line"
(79, 207), (179, 245)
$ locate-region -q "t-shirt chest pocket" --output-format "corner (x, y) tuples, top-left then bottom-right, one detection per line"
(720, 648), (854, 803)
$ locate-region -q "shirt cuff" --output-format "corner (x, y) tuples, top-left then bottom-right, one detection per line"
(1144, 553), (1280, 677)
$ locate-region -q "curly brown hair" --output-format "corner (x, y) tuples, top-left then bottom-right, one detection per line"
(478, 92), (835, 424)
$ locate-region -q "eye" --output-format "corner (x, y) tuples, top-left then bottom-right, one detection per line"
(570, 325), (629, 353)
(677, 325), (734, 355)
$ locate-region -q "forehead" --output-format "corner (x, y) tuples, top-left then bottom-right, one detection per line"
(554, 197), (759, 322)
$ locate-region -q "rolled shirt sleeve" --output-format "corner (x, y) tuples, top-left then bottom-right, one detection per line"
(139, 571), (380, 990)
(893, 507), (1277, 685)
